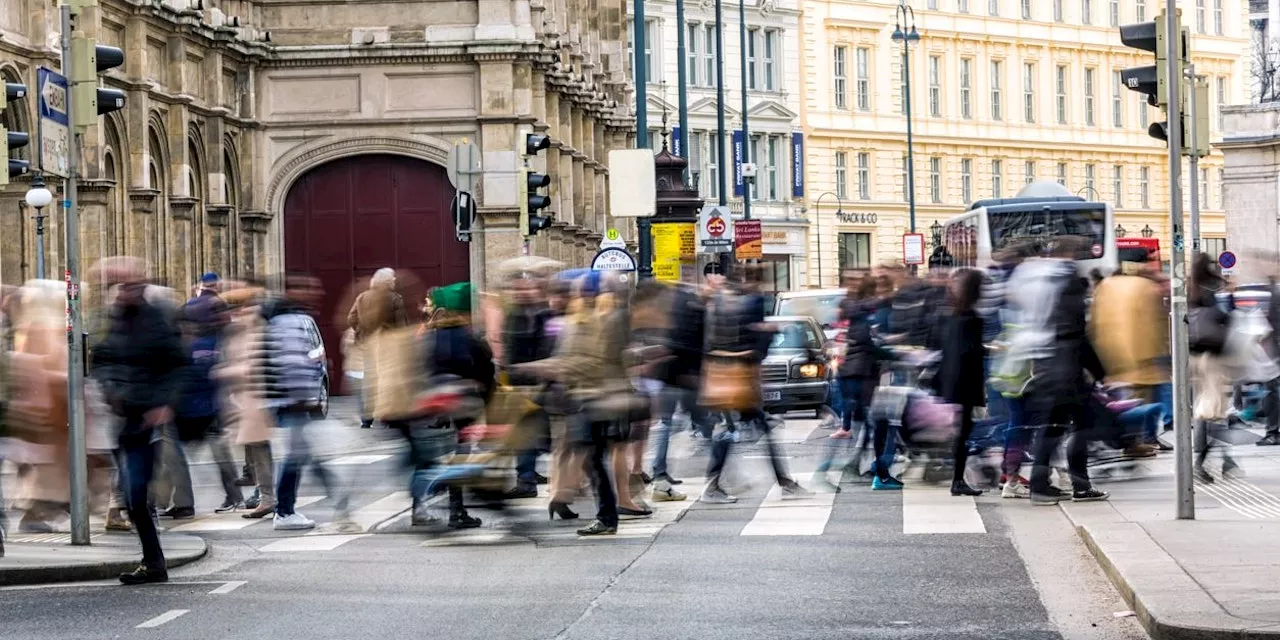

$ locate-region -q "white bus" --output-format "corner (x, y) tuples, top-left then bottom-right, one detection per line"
(936, 181), (1117, 275)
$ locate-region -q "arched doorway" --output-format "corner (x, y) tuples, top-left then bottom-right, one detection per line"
(283, 154), (468, 382)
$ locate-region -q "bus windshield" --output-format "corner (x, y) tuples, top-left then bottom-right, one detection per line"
(988, 206), (1107, 259)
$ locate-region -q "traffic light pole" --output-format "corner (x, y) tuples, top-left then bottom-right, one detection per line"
(1164, 0), (1194, 521)
(1186, 66), (1202, 255)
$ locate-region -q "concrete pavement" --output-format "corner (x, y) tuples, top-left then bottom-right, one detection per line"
(0, 533), (207, 586)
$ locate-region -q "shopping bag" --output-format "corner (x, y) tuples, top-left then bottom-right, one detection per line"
(699, 351), (760, 411)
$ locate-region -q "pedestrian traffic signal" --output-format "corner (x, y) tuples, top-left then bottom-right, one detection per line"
(519, 133), (553, 238)
(1, 82), (30, 187)
(70, 36), (126, 128)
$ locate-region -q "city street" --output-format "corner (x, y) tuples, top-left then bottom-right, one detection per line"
(0, 406), (1154, 640)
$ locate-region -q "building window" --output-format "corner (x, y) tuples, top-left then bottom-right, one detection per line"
(1202, 237), (1226, 259)
(1139, 97), (1149, 128)
(1023, 63), (1036, 123)
(1112, 70), (1124, 127)
(992, 159), (1003, 198)
(1054, 0), (1063, 21)
(903, 154), (911, 202)
(991, 60), (1003, 121)
(1056, 65), (1068, 124)
(1136, 0), (1146, 21)
(1057, 161), (1068, 186)
(1196, 0), (1205, 34)
(1200, 167), (1209, 209)
(1218, 168), (1225, 208)
(705, 133), (719, 200)
(1024, 160), (1036, 184)
(766, 136), (780, 200)
(645, 20), (660, 83)
(1216, 76), (1226, 130)
(704, 24), (717, 89)
(928, 0), (938, 8)
(838, 233), (872, 271)
(1022, 0), (1032, 19)
(687, 24), (700, 86)
(929, 55), (942, 117)
(989, 0), (999, 16)
(1109, 0), (1119, 26)
(1113, 165), (1124, 207)
(747, 28), (758, 90)
(833, 46), (848, 109)
(1084, 67), (1096, 126)
(1085, 163), (1096, 194)
(764, 30), (778, 91)
(1139, 166), (1150, 207)
(856, 48), (871, 111)
(930, 156), (942, 203)
(959, 0), (970, 12)
(1213, 0), (1223, 35)
(835, 151), (848, 200)
(961, 158), (973, 203)
(1082, 0), (1092, 25)
(961, 58), (973, 119)
(857, 152), (871, 200)
(690, 131), (704, 194)
(898, 52), (908, 114)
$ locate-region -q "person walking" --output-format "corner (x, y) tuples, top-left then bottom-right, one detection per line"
(91, 258), (188, 585)
(1188, 253), (1238, 481)
(935, 269), (988, 497)
(214, 287), (278, 519)
(347, 268), (409, 428)
(502, 274), (555, 499)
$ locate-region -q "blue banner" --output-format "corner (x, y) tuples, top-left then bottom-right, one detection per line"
(791, 132), (804, 198)
(733, 130), (744, 197)
(671, 126), (682, 157)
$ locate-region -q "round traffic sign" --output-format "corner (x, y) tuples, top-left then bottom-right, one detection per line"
(1218, 251), (1237, 270)
(706, 217), (726, 236)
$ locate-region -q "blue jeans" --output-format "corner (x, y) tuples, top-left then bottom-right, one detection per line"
(1155, 383), (1173, 430)
(515, 411), (549, 486)
(118, 428), (165, 569)
(652, 385), (702, 476)
(825, 377), (844, 416)
(840, 377), (868, 432)
(1001, 396), (1030, 477)
(275, 410), (345, 516)
(1119, 403), (1165, 442)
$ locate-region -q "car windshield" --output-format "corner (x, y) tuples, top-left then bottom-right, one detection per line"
(770, 322), (820, 349)
(775, 295), (843, 329)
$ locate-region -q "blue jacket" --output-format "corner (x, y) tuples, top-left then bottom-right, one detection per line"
(176, 334), (221, 418)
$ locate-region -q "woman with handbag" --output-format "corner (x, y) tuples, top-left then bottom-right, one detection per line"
(935, 269), (989, 497)
(1188, 253), (1237, 481)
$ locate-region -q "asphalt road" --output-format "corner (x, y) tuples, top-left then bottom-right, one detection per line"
(0, 415), (1150, 640)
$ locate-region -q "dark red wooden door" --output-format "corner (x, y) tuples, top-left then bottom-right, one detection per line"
(283, 154), (469, 385)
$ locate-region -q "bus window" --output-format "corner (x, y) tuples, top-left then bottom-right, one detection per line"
(989, 207), (1106, 260)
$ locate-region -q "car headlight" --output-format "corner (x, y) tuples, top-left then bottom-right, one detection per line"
(797, 363), (823, 378)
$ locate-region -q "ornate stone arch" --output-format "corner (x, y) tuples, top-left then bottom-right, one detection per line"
(146, 114), (169, 193)
(222, 133), (241, 208)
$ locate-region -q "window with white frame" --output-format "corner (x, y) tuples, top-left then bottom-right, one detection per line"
(835, 151), (848, 200)
(704, 24), (717, 89)
(747, 28), (759, 91)
(1112, 70), (1124, 127)
(992, 159), (1003, 198)
(1057, 161), (1069, 186)
(961, 58), (973, 119)
(1136, 0), (1146, 21)
(898, 52), (908, 114)
(1110, 0), (1119, 26)
(1025, 160), (1036, 184)
(833, 46), (848, 109)
(687, 24), (700, 86)
(1139, 97), (1149, 128)
(1085, 163), (1096, 194)
(928, 0), (938, 8)
(991, 60), (1004, 121)
(1216, 76), (1226, 130)
(902, 154), (911, 202)
(1053, 0), (1064, 21)
(856, 48), (871, 111)
(645, 20), (660, 83)
(1200, 167), (1209, 209)
(990, 0), (999, 16)
(1084, 67), (1096, 126)
(1056, 65), (1068, 124)
(1218, 168), (1225, 208)
(930, 157), (942, 203)
(1214, 0), (1223, 35)
(690, 131), (704, 193)
(1082, 0), (1092, 24)
(857, 152), (871, 200)
(959, 0), (970, 12)
(764, 30), (778, 91)
(1022, 0), (1032, 18)
(1023, 62), (1036, 123)
(1203, 237), (1226, 258)
(1196, 0), (1205, 33)
(961, 158), (973, 203)
(929, 55), (942, 117)
(705, 132), (720, 200)
(1140, 166), (1149, 207)
(1113, 165), (1124, 207)
(749, 135), (762, 201)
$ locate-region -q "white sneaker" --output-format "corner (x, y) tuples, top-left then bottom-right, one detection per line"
(273, 512), (316, 531)
(700, 486), (738, 504)
(1001, 480), (1030, 499)
(781, 482), (815, 500)
(651, 480), (686, 502)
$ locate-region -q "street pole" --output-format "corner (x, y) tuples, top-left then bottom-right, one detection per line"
(902, 22), (917, 234)
(715, 0), (731, 275)
(676, 0), (689, 171)
(739, 0), (751, 221)
(1186, 66), (1202, 255)
(1165, 0), (1194, 520)
(63, 1), (90, 545)
(633, 0), (654, 280)
(36, 213), (46, 279)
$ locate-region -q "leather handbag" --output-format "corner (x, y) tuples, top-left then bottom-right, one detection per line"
(699, 351), (760, 411)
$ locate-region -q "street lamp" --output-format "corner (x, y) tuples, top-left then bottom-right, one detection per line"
(1115, 224), (1127, 238)
(892, 0), (920, 235)
(930, 219), (943, 247)
(1141, 224), (1154, 239)
(24, 172), (53, 280)
(814, 191), (846, 286)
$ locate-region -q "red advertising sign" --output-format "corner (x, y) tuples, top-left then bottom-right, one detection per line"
(1117, 237), (1160, 264)
(734, 220), (763, 260)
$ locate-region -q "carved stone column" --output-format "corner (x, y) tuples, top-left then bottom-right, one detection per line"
(128, 188), (160, 274)
(207, 204), (233, 279)
(169, 196), (198, 290)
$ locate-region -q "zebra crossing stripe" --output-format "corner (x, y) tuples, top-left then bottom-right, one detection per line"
(901, 485), (986, 534)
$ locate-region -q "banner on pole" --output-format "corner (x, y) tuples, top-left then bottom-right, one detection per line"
(671, 126), (682, 157)
(791, 132), (804, 198)
(732, 130), (744, 197)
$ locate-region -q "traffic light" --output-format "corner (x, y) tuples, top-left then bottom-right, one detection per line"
(1, 82), (30, 186)
(70, 34), (126, 129)
(1119, 10), (1193, 150)
(519, 133), (553, 238)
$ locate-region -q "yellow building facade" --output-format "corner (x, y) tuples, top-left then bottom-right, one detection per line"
(800, 0), (1249, 286)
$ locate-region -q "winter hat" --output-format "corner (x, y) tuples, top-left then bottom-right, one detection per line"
(431, 282), (472, 313)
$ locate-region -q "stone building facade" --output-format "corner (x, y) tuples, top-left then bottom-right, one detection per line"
(0, 0), (631, 292)
(1220, 102), (1280, 282)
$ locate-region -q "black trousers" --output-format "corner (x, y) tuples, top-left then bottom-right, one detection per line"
(583, 420), (618, 527)
(1028, 403), (1091, 494)
(951, 405), (977, 485)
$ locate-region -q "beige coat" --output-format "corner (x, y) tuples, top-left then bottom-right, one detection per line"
(215, 312), (274, 446)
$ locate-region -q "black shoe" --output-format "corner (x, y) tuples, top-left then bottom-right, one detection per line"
(618, 506), (653, 518)
(360, 420), (373, 429)
(119, 565), (168, 585)
(504, 485), (538, 500)
(1195, 466), (1215, 483)
(576, 520), (617, 536)
(158, 507), (195, 520)
(1148, 438), (1175, 452)
(243, 495), (261, 509)
(214, 500), (243, 514)
(1258, 433), (1280, 446)
(635, 472), (654, 485)
(654, 473), (683, 486)
(548, 502), (579, 521)
(533, 473), (549, 485)
(1072, 488), (1110, 502)
(234, 476), (255, 487)
(448, 513), (482, 529)
(950, 481), (984, 497)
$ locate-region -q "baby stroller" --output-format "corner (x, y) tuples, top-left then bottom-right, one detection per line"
(869, 347), (956, 483)
(1084, 384), (1158, 480)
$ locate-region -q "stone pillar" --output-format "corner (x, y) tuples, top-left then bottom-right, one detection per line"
(477, 57), (523, 288)
(580, 115), (596, 231)
(77, 181), (114, 280)
(558, 97), (576, 226)
(207, 204), (233, 279)
(571, 107), (587, 232)
(1220, 104), (1280, 282)
(128, 189), (160, 275)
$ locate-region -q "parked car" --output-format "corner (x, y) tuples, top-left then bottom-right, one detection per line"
(1217, 285), (1271, 313)
(299, 315), (331, 419)
(761, 316), (830, 414)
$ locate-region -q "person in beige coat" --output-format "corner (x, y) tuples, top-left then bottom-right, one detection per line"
(214, 288), (278, 519)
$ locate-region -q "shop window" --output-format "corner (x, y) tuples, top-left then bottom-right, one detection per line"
(838, 232), (872, 272)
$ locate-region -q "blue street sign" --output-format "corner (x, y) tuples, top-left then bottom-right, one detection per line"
(1218, 250), (1237, 270)
(37, 67), (70, 178)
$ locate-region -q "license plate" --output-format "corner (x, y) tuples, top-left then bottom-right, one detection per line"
(763, 391), (782, 401)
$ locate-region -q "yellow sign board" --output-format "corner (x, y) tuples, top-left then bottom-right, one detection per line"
(652, 222), (696, 282)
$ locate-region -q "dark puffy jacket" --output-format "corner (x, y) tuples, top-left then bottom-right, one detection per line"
(430, 324), (497, 401)
(839, 298), (881, 379)
(662, 286), (706, 387)
(92, 296), (188, 435)
(175, 333), (220, 419)
(706, 291), (771, 362)
(890, 281), (947, 349)
(502, 304), (552, 386)
(935, 310), (987, 407)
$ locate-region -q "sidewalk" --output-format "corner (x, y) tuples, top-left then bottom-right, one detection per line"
(1063, 441), (1280, 640)
(1, 532), (207, 586)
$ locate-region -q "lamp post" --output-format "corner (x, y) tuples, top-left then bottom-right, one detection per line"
(814, 191), (845, 286)
(892, 0), (920, 235)
(1141, 224), (1154, 239)
(1115, 224), (1127, 238)
(24, 172), (53, 280)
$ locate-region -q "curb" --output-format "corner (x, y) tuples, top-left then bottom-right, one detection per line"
(0, 535), (209, 587)
(1067, 508), (1280, 640)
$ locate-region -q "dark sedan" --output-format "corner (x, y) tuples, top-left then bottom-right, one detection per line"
(761, 316), (830, 414)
